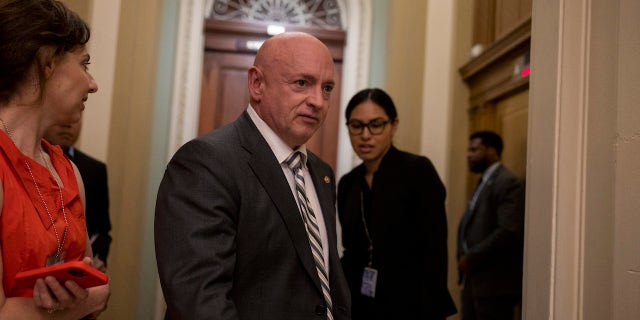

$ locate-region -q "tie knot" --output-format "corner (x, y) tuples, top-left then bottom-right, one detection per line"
(285, 151), (304, 171)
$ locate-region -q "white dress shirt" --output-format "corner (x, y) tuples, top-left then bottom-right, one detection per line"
(247, 106), (330, 271)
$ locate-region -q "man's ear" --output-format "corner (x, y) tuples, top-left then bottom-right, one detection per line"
(248, 66), (264, 102)
(487, 146), (499, 161)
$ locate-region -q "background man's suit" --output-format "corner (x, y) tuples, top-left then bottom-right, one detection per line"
(457, 164), (525, 319)
(155, 111), (351, 319)
(66, 147), (112, 261)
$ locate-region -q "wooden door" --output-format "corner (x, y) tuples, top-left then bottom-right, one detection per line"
(199, 20), (345, 171)
(200, 51), (253, 132)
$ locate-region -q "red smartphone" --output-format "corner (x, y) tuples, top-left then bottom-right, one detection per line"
(15, 261), (108, 289)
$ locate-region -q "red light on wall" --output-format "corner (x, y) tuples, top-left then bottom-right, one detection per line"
(521, 67), (531, 77)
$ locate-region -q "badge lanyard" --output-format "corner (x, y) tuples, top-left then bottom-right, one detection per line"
(359, 191), (378, 298)
(360, 191), (374, 266)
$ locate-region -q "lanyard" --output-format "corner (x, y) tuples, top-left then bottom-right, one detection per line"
(360, 191), (374, 266)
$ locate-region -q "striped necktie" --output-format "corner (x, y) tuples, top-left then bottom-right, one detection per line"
(285, 151), (333, 320)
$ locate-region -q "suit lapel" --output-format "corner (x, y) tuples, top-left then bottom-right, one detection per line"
(468, 165), (503, 219)
(460, 166), (502, 242)
(308, 154), (343, 292)
(308, 157), (335, 242)
(308, 155), (339, 265)
(480, 165), (503, 199)
(237, 112), (323, 292)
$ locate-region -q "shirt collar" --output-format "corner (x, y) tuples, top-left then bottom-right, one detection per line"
(482, 162), (501, 182)
(246, 105), (308, 165)
(62, 146), (75, 158)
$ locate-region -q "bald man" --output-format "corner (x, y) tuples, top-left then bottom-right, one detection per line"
(155, 32), (351, 320)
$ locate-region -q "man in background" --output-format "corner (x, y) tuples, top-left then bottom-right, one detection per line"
(44, 118), (112, 272)
(457, 130), (525, 320)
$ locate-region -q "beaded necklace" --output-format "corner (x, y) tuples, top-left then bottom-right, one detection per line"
(0, 118), (69, 265)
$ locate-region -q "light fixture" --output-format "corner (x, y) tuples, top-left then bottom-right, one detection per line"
(267, 25), (285, 35)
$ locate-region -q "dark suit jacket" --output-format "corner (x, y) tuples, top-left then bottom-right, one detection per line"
(338, 146), (457, 319)
(67, 148), (112, 261)
(155, 111), (351, 320)
(457, 164), (525, 297)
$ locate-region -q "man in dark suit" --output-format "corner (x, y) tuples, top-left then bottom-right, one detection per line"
(44, 119), (112, 272)
(457, 131), (525, 320)
(155, 32), (350, 320)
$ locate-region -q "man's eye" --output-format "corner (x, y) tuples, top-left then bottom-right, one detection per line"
(323, 85), (334, 94)
(295, 80), (307, 86)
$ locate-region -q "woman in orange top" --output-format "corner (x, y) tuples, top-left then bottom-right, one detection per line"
(0, 0), (110, 318)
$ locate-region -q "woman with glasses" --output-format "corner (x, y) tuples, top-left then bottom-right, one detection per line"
(338, 88), (457, 320)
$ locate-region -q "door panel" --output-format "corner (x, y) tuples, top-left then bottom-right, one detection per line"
(497, 90), (528, 179)
(306, 63), (342, 169)
(199, 52), (253, 134)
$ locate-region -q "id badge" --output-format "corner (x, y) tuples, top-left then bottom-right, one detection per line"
(360, 266), (378, 298)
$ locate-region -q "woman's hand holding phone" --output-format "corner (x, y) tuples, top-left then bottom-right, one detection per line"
(22, 257), (110, 316)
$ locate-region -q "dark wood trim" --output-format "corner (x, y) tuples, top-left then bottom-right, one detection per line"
(472, 0), (497, 46)
(459, 15), (531, 81)
(471, 75), (529, 109)
(459, 16), (531, 108)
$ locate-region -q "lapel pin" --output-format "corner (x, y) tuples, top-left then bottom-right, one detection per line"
(324, 176), (330, 183)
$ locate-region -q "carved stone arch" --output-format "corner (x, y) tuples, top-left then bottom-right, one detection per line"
(209, 0), (344, 30)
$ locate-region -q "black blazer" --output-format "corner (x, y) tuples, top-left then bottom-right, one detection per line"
(155, 111), (351, 320)
(456, 164), (525, 296)
(67, 148), (111, 261)
(338, 146), (456, 319)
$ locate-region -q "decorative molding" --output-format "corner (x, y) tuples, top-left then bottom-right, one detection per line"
(167, 0), (210, 160)
(458, 16), (531, 108)
(420, 0), (455, 183)
(209, 0), (342, 29)
(335, 0), (370, 177)
(459, 15), (531, 81)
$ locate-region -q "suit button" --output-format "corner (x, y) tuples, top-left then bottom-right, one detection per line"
(315, 305), (326, 316)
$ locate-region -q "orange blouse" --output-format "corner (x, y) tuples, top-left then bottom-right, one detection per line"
(0, 131), (87, 297)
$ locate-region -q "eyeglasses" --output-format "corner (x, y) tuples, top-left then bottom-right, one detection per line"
(346, 118), (390, 135)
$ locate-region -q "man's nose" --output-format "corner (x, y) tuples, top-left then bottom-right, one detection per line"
(307, 85), (327, 108)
